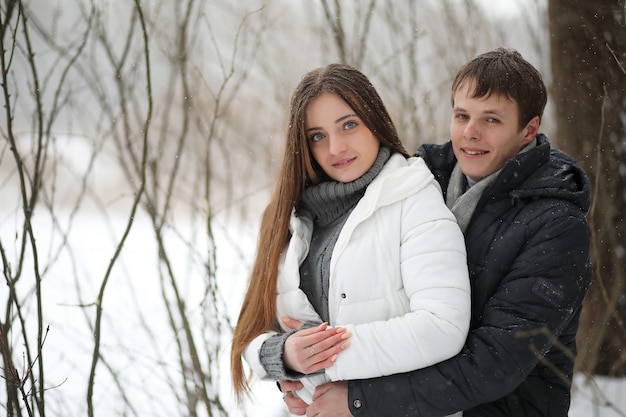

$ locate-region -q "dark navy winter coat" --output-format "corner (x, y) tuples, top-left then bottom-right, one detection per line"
(348, 134), (592, 417)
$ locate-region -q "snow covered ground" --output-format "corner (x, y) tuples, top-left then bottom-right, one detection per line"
(570, 374), (626, 417)
(3, 209), (625, 417)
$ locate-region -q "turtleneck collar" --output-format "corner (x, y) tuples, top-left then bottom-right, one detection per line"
(299, 146), (392, 227)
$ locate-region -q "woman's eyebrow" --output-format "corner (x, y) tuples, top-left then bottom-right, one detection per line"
(335, 113), (357, 123)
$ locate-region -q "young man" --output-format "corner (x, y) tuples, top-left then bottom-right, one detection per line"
(282, 48), (592, 416)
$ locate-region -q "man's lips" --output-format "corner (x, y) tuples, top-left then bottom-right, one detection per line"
(462, 148), (489, 156)
(332, 157), (356, 168)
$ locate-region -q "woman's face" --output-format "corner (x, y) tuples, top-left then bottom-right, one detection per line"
(304, 92), (380, 183)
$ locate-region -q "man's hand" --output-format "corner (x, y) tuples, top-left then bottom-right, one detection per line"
(306, 381), (352, 417)
(284, 391), (308, 415)
(280, 380), (307, 415)
(281, 316), (305, 330)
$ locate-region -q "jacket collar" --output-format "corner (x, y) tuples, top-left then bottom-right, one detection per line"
(416, 134), (590, 213)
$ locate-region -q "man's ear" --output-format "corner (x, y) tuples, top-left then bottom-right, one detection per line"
(522, 116), (540, 143)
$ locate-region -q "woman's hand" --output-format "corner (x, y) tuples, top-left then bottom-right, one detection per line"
(283, 322), (351, 374)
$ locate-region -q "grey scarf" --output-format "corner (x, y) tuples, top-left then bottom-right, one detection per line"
(446, 164), (499, 233)
(447, 139), (536, 232)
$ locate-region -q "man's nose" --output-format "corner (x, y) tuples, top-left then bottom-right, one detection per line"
(464, 120), (480, 140)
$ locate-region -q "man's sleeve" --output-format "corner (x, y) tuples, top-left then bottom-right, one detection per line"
(348, 207), (591, 416)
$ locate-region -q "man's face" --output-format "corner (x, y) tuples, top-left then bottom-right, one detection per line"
(450, 81), (538, 182)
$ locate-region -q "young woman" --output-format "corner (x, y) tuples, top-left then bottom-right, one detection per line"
(230, 64), (470, 413)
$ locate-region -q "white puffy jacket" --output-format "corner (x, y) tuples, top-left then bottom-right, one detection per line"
(244, 154), (470, 404)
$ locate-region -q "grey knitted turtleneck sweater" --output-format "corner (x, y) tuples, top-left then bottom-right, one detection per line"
(258, 147), (392, 381)
(299, 145), (391, 322)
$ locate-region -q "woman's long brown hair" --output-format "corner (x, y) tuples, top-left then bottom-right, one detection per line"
(230, 64), (409, 401)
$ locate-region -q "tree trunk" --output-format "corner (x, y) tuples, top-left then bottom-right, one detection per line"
(549, 0), (626, 376)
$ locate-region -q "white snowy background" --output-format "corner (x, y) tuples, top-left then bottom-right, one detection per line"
(1, 1), (624, 417)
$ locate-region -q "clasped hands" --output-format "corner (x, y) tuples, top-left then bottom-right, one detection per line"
(282, 317), (352, 374)
(280, 317), (353, 417)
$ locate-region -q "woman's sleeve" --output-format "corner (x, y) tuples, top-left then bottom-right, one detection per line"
(242, 331), (276, 380)
(243, 323), (319, 381)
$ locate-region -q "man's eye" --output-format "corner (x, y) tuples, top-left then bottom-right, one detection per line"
(487, 117), (500, 123)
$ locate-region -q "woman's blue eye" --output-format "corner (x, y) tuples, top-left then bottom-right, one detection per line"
(310, 132), (325, 142)
(344, 121), (357, 129)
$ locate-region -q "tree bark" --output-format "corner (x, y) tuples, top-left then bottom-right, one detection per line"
(549, 0), (626, 376)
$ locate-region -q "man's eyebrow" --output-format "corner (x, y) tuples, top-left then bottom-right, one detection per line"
(453, 106), (504, 116)
(482, 108), (504, 115)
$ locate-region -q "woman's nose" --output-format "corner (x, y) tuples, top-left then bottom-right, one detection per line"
(328, 134), (347, 154)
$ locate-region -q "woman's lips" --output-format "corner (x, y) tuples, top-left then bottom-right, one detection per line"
(332, 157), (356, 168)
